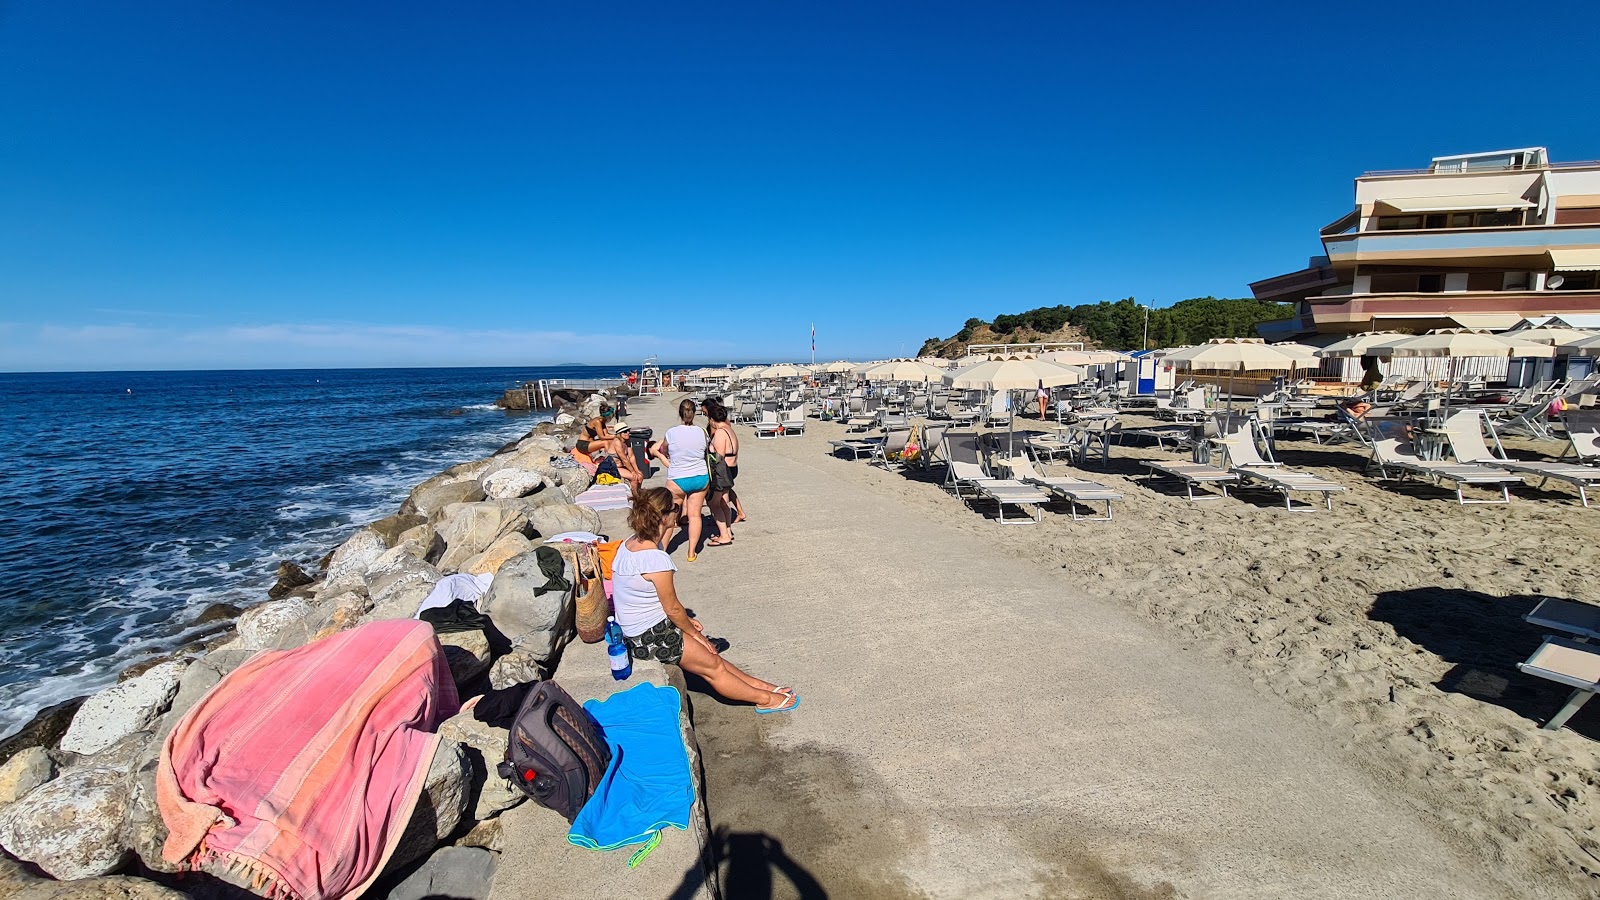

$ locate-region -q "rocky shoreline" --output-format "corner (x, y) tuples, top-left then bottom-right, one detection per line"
(0, 391), (626, 899)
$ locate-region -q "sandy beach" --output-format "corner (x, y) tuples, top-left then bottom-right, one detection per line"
(624, 394), (1600, 899)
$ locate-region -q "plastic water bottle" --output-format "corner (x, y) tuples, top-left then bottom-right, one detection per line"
(605, 617), (632, 681)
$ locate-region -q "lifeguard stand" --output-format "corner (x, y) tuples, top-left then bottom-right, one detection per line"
(639, 356), (662, 396)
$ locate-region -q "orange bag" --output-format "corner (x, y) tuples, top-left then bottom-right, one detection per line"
(594, 540), (622, 583)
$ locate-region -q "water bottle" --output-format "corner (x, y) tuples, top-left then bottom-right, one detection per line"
(606, 616), (632, 681)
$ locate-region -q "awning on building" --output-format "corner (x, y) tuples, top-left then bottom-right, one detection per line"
(1375, 193), (1535, 213)
(1446, 314), (1526, 329)
(1555, 194), (1600, 209)
(1550, 248), (1600, 272)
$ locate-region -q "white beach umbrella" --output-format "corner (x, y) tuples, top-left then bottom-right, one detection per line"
(818, 360), (857, 373)
(1314, 332), (1410, 359)
(758, 363), (809, 379)
(863, 360), (947, 383)
(1040, 349), (1127, 366)
(1505, 326), (1600, 348)
(1372, 329), (1556, 415)
(944, 358), (1087, 453)
(1565, 334), (1600, 356)
(914, 356), (957, 368)
(1162, 338), (1306, 410)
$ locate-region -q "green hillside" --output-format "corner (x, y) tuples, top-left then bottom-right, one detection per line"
(918, 297), (1296, 357)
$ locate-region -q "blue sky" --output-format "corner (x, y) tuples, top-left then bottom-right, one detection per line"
(2, 1), (1598, 371)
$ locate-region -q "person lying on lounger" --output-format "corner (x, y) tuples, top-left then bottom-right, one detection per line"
(612, 486), (798, 713)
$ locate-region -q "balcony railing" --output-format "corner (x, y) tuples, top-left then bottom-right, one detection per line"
(1323, 224), (1600, 263)
(1361, 159), (1600, 178)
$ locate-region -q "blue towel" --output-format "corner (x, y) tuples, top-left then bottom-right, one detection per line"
(568, 682), (694, 865)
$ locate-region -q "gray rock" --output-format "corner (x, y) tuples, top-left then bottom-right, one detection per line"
(0, 767), (132, 880)
(552, 413), (575, 426)
(310, 589), (375, 640)
(460, 533), (532, 577)
(403, 477), (485, 519)
(322, 528), (389, 594)
(267, 560), (316, 600)
(480, 467), (548, 501)
(383, 741), (471, 876)
(480, 552), (572, 642)
(368, 512), (428, 548)
(438, 712), (524, 821)
(160, 645), (253, 737)
(0, 746), (55, 805)
(235, 597), (314, 651)
(59, 662), (187, 757)
(0, 859), (189, 900)
(366, 550), (440, 606)
(456, 817), (504, 852)
(0, 698), (86, 768)
(435, 503), (529, 573)
(437, 631), (492, 686)
(525, 503), (601, 540)
(386, 846), (498, 900)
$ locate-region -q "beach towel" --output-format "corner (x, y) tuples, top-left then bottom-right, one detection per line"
(574, 483), (633, 512)
(157, 620), (459, 900)
(568, 683), (694, 867)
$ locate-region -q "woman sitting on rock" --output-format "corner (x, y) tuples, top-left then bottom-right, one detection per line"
(577, 404), (641, 488)
(613, 486), (798, 713)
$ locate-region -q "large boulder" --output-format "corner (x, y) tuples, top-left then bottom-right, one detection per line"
(480, 467), (549, 501)
(435, 503), (529, 573)
(365, 547), (440, 602)
(0, 698), (86, 768)
(368, 512), (428, 548)
(0, 856), (190, 900)
(266, 561), (316, 600)
(480, 551), (572, 642)
(235, 596), (314, 651)
(59, 661), (187, 757)
(311, 590), (375, 640)
(322, 529), (388, 594)
(461, 533), (532, 576)
(386, 846), (498, 900)
(0, 767), (132, 880)
(383, 741), (471, 876)
(402, 476), (486, 519)
(0, 746), (54, 805)
(437, 712), (524, 821)
(525, 503), (601, 539)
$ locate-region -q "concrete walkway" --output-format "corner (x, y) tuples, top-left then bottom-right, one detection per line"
(626, 397), (1511, 899)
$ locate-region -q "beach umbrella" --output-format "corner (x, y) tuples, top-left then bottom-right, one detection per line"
(945, 357), (1087, 453)
(1041, 349), (1127, 366)
(819, 360), (856, 373)
(1566, 334), (1600, 356)
(1506, 326), (1600, 348)
(1314, 332), (1411, 358)
(1372, 329), (1556, 415)
(758, 363), (809, 380)
(863, 360), (947, 383)
(1162, 338), (1305, 410)
(915, 356), (957, 368)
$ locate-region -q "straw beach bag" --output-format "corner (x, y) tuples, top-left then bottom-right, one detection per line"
(573, 544), (609, 644)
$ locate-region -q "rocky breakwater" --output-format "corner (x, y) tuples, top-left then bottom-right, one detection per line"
(0, 394), (617, 898)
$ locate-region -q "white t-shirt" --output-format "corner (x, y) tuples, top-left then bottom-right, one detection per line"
(664, 424), (709, 480)
(611, 541), (676, 637)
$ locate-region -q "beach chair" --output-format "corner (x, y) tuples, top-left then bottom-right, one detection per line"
(1442, 410), (1600, 507)
(941, 432), (1050, 524)
(1211, 418), (1347, 511)
(1518, 636), (1600, 731)
(781, 405), (807, 436)
(997, 454), (1122, 521)
(1365, 417), (1519, 504)
(828, 436), (881, 460)
(754, 409), (782, 440)
(1023, 431), (1078, 465)
(733, 401), (758, 425)
(872, 428), (913, 470)
(845, 398), (880, 433)
(1139, 459), (1238, 501)
(1563, 410), (1600, 464)
(983, 391), (1012, 427)
(928, 393), (951, 420)
(916, 423), (949, 472)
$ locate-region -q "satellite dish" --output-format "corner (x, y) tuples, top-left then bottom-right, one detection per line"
(1549, 274), (1566, 289)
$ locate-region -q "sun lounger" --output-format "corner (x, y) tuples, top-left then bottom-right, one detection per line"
(1523, 596), (1600, 642)
(1140, 460), (1238, 501)
(828, 436), (881, 460)
(1563, 410), (1600, 465)
(1443, 410), (1600, 506)
(942, 432), (1050, 524)
(997, 455), (1122, 521)
(754, 409), (781, 439)
(1519, 636), (1600, 730)
(873, 428), (913, 469)
(983, 391), (1012, 427)
(1212, 419), (1347, 511)
(1365, 417), (1520, 504)
(781, 405), (807, 436)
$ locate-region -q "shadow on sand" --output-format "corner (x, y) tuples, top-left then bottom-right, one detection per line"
(669, 827), (829, 900)
(1368, 587), (1600, 737)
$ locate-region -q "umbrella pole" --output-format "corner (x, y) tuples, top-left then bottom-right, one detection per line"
(1008, 389), (1016, 457)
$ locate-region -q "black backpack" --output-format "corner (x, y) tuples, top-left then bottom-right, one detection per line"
(496, 680), (612, 821)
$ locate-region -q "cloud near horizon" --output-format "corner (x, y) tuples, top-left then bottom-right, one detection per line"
(3, 321), (735, 372)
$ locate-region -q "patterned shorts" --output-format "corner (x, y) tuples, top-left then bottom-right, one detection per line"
(624, 619), (684, 666)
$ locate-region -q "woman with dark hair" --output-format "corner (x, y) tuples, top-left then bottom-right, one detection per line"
(613, 487), (797, 712)
(702, 398), (746, 526)
(577, 404), (641, 488)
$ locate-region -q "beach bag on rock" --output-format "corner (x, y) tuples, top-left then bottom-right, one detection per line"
(498, 680), (612, 822)
(573, 544), (609, 644)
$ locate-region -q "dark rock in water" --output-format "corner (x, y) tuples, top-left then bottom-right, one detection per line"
(192, 603), (243, 627)
(447, 408), (465, 417)
(0, 697), (86, 767)
(267, 561), (316, 600)
(117, 655), (177, 683)
(495, 388), (530, 411)
(317, 549), (335, 573)
(368, 513), (427, 549)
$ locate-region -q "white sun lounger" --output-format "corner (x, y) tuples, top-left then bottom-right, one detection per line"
(754, 409), (782, 439)
(1519, 636), (1600, 730)
(1212, 420), (1347, 511)
(828, 436), (881, 460)
(942, 433), (1050, 525)
(1140, 460), (1238, 501)
(781, 405), (807, 436)
(997, 455), (1122, 521)
(1443, 410), (1600, 507)
(1365, 418), (1519, 505)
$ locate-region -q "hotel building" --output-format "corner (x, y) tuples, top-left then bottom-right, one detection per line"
(1253, 148), (1600, 340)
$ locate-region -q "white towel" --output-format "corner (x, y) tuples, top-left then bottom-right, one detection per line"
(414, 572), (495, 617)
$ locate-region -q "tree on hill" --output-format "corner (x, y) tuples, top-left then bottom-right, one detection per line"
(920, 297), (1295, 356)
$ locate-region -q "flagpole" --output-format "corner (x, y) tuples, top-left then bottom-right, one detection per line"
(811, 322), (816, 367)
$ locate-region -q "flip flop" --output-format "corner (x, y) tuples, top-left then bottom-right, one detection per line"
(755, 692), (800, 714)
(685, 553), (698, 563)
(706, 538), (733, 547)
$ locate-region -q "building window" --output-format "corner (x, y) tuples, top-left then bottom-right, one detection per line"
(1375, 210), (1528, 230)
(1417, 274), (1444, 293)
(1376, 215), (1423, 231)
(1553, 273), (1598, 291)
(1466, 272), (1502, 291)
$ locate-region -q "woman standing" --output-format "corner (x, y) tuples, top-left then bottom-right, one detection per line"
(652, 399), (720, 562)
(702, 399), (745, 531)
(613, 487), (797, 712)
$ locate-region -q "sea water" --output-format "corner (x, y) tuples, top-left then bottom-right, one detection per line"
(0, 365), (629, 740)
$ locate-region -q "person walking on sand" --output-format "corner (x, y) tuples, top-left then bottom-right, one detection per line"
(651, 399), (717, 561)
(702, 398), (746, 529)
(614, 487), (798, 713)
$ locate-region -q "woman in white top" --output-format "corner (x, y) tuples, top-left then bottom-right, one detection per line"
(650, 399), (723, 562)
(612, 487), (798, 713)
